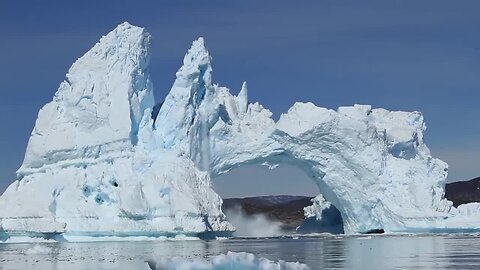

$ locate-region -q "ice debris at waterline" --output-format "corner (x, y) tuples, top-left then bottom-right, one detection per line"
(0, 22), (479, 242)
(146, 252), (309, 270)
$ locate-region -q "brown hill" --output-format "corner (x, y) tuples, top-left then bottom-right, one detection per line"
(445, 177), (480, 207)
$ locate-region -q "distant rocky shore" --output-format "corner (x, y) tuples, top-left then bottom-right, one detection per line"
(445, 177), (480, 207)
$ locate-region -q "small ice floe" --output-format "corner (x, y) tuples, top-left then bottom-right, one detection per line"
(146, 252), (309, 270)
(24, 245), (51, 255)
(356, 236), (372, 240)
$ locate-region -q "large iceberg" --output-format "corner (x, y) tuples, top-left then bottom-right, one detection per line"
(0, 22), (479, 241)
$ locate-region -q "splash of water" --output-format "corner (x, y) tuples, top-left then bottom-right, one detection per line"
(225, 206), (285, 237)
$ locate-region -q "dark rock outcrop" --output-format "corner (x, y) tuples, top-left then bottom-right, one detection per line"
(445, 177), (480, 207)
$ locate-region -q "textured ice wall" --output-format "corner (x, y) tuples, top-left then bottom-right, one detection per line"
(19, 23), (154, 173)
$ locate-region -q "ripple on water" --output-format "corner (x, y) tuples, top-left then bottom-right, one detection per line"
(0, 235), (480, 269)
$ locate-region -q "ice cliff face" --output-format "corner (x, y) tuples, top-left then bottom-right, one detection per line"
(0, 22), (479, 241)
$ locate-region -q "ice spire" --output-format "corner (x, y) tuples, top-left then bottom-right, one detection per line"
(180, 37), (212, 90)
(237, 81), (248, 114)
(154, 37), (214, 152)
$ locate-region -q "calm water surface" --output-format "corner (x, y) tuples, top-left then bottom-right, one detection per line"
(1, 234), (480, 269)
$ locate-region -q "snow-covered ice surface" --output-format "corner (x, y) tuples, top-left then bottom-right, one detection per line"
(0, 22), (479, 241)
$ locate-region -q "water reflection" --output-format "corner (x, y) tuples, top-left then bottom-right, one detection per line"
(0, 235), (480, 269)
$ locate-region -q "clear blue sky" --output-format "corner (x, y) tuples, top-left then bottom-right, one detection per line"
(0, 1), (479, 197)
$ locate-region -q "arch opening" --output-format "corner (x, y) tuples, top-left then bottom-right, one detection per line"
(212, 163), (344, 236)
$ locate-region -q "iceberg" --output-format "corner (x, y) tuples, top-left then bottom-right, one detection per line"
(1, 22), (479, 242)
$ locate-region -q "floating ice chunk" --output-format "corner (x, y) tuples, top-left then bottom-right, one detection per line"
(24, 245), (52, 255)
(149, 252), (309, 270)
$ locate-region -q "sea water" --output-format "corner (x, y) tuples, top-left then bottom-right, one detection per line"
(1, 234), (480, 269)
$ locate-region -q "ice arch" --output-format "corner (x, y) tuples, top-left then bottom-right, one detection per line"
(1, 23), (478, 241)
(213, 164), (319, 198)
(151, 37), (459, 234)
(213, 163), (345, 234)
